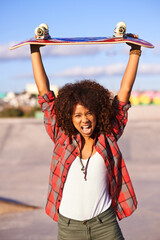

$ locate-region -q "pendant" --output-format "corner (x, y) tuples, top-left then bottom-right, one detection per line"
(81, 166), (85, 172)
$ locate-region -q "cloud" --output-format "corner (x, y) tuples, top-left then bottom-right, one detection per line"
(54, 63), (160, 79)
(54, 63), (126, 78)
(0, 42), (115, 61)
(152, 41), (160, 55)
(0, 43), (30, 61)
(139, 63), (160, 75)
(14, 63), (160, 81)
(42, 44), (114, 57)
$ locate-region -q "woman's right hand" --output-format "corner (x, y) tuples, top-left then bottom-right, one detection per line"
(30, 44), (45, 53)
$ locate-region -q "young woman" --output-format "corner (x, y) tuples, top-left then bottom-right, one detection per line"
(30, 37), (141, 240)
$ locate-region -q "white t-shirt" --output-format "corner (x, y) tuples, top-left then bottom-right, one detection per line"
(59, 151), (111, 220)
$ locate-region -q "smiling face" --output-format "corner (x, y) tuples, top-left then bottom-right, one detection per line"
(72, 104), (97, 140)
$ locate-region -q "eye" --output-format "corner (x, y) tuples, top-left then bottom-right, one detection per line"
(74, 114), (81, 117)
(87, 112), (93, 116)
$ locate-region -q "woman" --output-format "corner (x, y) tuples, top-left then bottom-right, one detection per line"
(30, 36), (141, 239)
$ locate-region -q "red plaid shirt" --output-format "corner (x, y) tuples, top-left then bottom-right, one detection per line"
(38, 91), (137, 222)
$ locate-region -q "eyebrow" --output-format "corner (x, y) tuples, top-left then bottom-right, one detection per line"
(73, 112), (81, 115)
(73, 110), (92, 115)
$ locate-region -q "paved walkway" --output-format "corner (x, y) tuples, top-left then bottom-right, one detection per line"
(0, 106), (160, 239)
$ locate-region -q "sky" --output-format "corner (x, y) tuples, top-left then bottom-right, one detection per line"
(1, 0), (160, 93)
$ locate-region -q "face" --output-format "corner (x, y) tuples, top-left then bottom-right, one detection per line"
(72, 104), (97, 139)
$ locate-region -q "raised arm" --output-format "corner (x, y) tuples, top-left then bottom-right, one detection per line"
(30, 45), (50, 96)
(117, 38), (141, 103)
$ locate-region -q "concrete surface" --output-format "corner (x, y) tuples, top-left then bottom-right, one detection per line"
(0, 105), (160, 240)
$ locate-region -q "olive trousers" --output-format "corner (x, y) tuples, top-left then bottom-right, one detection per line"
(58, 206), (124, 240)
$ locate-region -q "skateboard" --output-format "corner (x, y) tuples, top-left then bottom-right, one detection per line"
(10, 22), (154, 50)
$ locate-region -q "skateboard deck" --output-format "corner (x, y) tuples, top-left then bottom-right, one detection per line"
(10, 22), (154, 50)
(10, 36), (154, 50)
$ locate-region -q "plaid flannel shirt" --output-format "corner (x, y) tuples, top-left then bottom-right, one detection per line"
(38, 91), (137, 222)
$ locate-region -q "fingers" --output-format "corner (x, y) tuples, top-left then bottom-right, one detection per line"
(30, 44), (45, 52)
(126, 33), (138, 39)
(30, 44), (41, 53)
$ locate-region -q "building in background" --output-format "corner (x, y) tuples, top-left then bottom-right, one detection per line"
(26, 84), (59, 96)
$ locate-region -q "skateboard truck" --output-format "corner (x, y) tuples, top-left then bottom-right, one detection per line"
(34, 23), (51, 40)
(113, 22), (126, 38)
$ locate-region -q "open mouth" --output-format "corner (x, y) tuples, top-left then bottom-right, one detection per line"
(81, 125), (92, 135)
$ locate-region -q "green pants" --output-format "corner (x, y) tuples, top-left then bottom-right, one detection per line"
(58, 206), (124, 240)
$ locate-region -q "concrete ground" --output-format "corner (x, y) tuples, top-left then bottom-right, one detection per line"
(0, 105), (160, 240)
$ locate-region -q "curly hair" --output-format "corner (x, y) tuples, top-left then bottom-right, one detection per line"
(54, 80), (114, 137)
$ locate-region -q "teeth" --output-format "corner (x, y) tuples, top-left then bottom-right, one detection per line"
(82, 126), (90, 129)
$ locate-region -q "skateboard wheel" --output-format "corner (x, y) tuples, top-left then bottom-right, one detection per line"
(34, 27), (44, 36)
(116, 21), (126, 34)
(34, 24), (50, 39)
(39, 23), (49, 30)
(113, 21), (126, 37)
(116, 21), (126, 29)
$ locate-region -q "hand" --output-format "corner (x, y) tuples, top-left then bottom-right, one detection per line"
(126, 33), (138, 39)
(126, 33), (141, 50)
(30, 44), (45, 53)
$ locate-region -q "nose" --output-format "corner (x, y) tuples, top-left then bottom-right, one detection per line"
(82, 115), (89, 123)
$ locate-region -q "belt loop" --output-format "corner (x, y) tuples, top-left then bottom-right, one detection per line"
(67, 219), (70, 226)
(97, 216), (103, 224)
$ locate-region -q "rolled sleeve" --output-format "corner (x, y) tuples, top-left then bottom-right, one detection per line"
(38, 91), (55, 111)
(111, 96), (131, 140)
(38, 91), (59, 143)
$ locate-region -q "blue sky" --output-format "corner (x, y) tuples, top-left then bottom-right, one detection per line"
(1, 0), (160, 93)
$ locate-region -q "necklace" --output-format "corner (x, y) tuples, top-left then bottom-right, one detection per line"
(79, 143), (94, 181)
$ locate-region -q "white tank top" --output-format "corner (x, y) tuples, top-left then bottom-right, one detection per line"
(59, 151), (111, 220)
